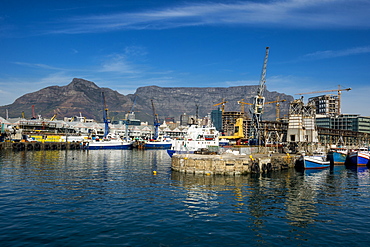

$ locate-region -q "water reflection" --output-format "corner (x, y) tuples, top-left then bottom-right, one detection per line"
(171, 166), (368, 240)
(1, 150), (370, 246)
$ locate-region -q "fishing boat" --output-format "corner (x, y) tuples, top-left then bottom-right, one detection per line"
(86, 134), (132, 150)
(167, 125), (219, 157)
(86, 92), (132, 150)
(327, 147), (348, 165)
(296, 153), (330, 170)
(143, 136), (172, 149)
(346, 149), (370, 166)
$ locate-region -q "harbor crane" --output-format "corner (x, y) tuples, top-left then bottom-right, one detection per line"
(250, 47), (270, 144)
(101, 92), (110, 138)
(296, 85), (351, 115)
(151, 99), (161, 140)
(238, 98), (286, 121)
(213, 99), (228, 113)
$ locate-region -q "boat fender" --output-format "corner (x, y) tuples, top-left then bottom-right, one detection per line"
(12, 143), (18, 150)
(251, 163), (260, 173)
(262, 163), (267, 172)
(267, 163), (272, 172)
(18, 143), (25, 151)
(34, 143), (41, 150)
(27, 144), (33, 151)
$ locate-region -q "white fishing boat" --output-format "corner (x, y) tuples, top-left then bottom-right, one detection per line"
(85, 133), (132, 150)
(85, 92), (132, 150)
(167, 125), (219, 157)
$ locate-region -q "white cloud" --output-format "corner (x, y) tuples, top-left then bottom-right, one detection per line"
(99, 51), (146, 74)
(13, 62), (66, 71)
(303, 46), (370, 60)
(50, 0), (370, 34)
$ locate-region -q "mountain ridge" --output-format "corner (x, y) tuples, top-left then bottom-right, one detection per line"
(0, 78), (294, 123)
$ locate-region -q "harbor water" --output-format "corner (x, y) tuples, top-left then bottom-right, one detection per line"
(1, 149), (370, 246)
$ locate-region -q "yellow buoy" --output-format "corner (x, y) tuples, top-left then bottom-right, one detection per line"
(153, 171), (157, 175)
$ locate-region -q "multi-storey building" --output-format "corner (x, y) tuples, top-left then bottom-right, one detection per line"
(308, 94), (340, 116)
(316, 114), (370, 134)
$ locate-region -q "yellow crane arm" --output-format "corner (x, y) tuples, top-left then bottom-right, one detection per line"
(237, 101), (253, 105)
(296, 87), (351, 95)
(213, 101), (228, 106)
(265, 99), (286, 104)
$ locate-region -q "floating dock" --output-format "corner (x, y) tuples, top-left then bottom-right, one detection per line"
(171, 153), (299, 175)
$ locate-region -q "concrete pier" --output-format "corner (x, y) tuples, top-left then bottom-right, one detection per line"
(171, 153), (298, 175)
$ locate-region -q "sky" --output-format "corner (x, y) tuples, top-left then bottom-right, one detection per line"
(1, 0), (370, 116)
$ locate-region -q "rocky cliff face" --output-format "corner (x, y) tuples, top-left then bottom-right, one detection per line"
(130, 85), (293, 123)
(0, 78), (293, 123)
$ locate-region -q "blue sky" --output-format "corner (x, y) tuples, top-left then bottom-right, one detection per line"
(1, 0), (370, 115)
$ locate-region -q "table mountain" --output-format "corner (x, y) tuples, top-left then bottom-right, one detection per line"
(0, 78), (293, 123)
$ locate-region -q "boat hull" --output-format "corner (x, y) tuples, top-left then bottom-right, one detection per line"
(296, 155), (330, 170)
(87, 141), (132, 150)
(347, 151), (370, 166)
(327, 151), (347, 165)
(144, 142), (172, 149)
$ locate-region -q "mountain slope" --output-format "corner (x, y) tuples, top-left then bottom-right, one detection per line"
(0, 78), (293, 123)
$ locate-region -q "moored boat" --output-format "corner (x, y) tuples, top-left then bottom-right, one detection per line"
(167, 125), (219, 157)
(143, 136), (172, 149)
(85, 133), (132, 150)
(346, 150), (370, 166)
(296, 153), (330, 170)
(86, 92), (133, 150)
(143, 140), (172, 149)
(327, 148), (348, 165)
(87, 139), (132, 150)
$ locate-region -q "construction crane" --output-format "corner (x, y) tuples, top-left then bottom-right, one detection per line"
(237, 99), (252, 119)
(101, 92), (110, 138)
(50, 109), (61, 121)
(250, 47), (270, 144)
(151, 99), (161, 140)
(50, 114), (57, 121)
(296, 85), (351, 115)
(266, 97), (286, 121)
(213, 99), (228, 113)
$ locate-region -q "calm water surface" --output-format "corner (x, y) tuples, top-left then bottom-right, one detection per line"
(0, 149), (370, 246)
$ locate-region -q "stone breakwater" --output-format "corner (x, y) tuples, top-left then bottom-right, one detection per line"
(171, 153), (299, 175)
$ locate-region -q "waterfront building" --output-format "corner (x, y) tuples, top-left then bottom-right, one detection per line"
(308, 94), (340, 116)
(316, 114), (370, 134)
(211, 109), (222, 132)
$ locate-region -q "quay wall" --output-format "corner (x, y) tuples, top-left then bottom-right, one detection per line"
(171, 153), (298, 175)
(0, 141), (82, 151)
